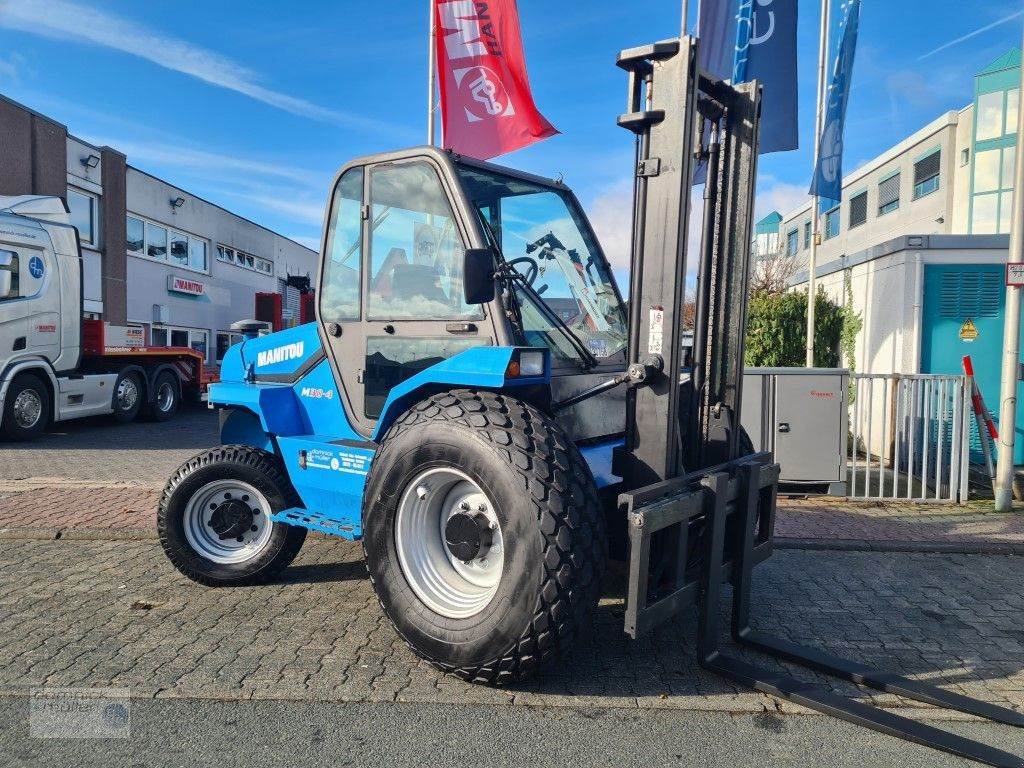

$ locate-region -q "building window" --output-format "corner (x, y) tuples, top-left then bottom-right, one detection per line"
(67, 189), (97, 246)
(216, 331), (244, 362)
(146, 222), (167, 259)
(913, 150), (941, 200)
(128, 214), (209, 273)
(151, 325), (210, 362)
(786, 228), (798, 256)
(848, 190), (868, 228)
(878, 172), (900, 216)
(976, 91), (1004, 141)
(803, 221), (811, 249)
(126, 216), (144, 255)
(216, 245), (273, 275)
(1007, 88), (1020, 135)
(960, 148), (970, 167)
(169, 231), (189, 267)
(971, 146), (1016, 234)
(824, 207), (840, 240)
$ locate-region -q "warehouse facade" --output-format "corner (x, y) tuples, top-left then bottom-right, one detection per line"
(0, 93), (318, 366)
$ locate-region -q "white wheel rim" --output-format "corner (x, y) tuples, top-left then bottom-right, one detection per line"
(395, 467), (504, 619)
(183, 480), (275, 564)
(117, 377), (139, 411)
(13, 389), (42, 429)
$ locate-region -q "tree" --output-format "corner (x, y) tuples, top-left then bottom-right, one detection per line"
(745, 288), (843, 368)
(749, 239), (801, 294)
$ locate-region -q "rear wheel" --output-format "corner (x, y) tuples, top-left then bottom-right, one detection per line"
(112, 370), (143, 423)
(149, 371), (180, 422)
(158, 446), (307, 586)
(2, 373), (49, 441)
(363, 389), (606, 685)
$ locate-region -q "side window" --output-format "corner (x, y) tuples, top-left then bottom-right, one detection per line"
(321, 168), (364, 321)
(368, 162), (479, 321)
(0, 249), (19, 300)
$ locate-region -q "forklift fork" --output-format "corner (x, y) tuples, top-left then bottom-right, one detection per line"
(620, 456), (1024, 768)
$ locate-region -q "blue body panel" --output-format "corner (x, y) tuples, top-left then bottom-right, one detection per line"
(210, 329), (621, 538)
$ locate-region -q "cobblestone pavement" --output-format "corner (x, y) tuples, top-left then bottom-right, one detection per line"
(1, 536), (1021, 721)
(0, 405), (218, 485)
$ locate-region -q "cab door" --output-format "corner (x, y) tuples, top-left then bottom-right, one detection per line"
(318, 157), (492, 438)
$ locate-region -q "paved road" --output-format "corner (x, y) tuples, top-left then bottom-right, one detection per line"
(2, 536), (1021, 716)
(2, 696), (1021, 768)
(0, 406), (218, 485)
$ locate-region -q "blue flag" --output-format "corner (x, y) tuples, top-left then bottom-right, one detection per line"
(809, 0), (862, 205)
(698, 0), (799, 154)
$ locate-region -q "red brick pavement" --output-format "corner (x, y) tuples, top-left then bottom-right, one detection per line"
(1, 483), (1022, 550)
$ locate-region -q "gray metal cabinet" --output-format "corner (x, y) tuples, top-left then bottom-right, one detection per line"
(742, 368), (848, 494)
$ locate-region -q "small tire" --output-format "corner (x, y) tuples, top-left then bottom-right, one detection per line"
(112, 370), (143, 423)
(2, 373), (49, 441)
(149, 371), (180, 422)
(158, 446), (307, 587)
(363, 389), (606, 685)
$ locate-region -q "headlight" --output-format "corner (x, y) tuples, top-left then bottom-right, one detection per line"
(507, 349), (546, 378)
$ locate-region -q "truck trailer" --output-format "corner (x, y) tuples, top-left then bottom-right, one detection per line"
(0, 195), (213, 441)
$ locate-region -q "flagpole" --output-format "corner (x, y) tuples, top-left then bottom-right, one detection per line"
(427, 0), (437, 146)
(681, 0), (690, 37)
(993, 23), (1024, 512)
(806, 0), (831, 367)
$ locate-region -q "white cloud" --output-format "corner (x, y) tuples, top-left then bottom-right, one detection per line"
(84, 137), (327, 189)
(585, 178), (706, 288)
(918, 9), (1024, 60)
(755, 175), (809, 220)
(0, 0), (404, 135)
(0, 52), (26, 82)
(586, 179), (634, 273)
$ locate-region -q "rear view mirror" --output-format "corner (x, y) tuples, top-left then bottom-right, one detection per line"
(463, 248), (496, 305)
(0, 271), (11, 299)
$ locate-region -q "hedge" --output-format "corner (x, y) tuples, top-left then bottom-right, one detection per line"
(745, 288), (843, 368)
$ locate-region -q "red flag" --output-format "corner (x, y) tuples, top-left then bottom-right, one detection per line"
(434, 0), (558, 160)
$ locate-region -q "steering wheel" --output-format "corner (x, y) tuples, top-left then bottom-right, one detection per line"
(506, 256), (540, 286)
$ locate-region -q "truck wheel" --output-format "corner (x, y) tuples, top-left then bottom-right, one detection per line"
(149, 371), (180, 422)
(158, 446), (307, 586)
(363, 389), (606, 685)
(2, 373), (49, 441)
(112, 371), (143, 423)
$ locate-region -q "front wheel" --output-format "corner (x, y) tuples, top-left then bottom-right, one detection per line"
(2, 373), (49, 441)
(158, 446), (307, 586)
(363, 389), (606, 685)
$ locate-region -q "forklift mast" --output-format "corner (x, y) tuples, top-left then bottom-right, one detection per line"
(613, 35), (1024, 768)
(613, 37), (760, 488)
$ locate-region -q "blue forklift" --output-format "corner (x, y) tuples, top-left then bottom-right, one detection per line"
(159, 35), (1023, 767)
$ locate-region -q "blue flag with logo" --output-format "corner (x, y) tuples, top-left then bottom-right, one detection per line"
(809, 0), (862, 205)
(698, 0), (799, 154)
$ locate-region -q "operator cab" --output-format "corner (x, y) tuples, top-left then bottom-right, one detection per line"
(316, 146), (629, 440)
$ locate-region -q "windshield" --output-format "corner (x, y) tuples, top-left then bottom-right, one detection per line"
(455, 164), (628, 364)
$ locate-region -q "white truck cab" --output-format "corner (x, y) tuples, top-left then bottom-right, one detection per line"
(0, 196), (206, 440)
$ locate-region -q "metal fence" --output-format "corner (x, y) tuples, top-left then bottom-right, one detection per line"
(847, 374), (970, 503)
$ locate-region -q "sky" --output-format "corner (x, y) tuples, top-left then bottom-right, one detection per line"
(0, 0), (1021, 288)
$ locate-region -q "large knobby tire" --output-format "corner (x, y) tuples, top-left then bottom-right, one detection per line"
(2, 373), (49, 441)
(158, 446), (307, 586)
(363, 389), (606, 685)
